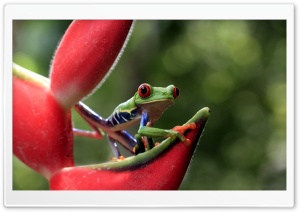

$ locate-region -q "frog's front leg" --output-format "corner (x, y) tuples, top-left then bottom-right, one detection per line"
(132, 112), (154, 154)
(136, 112), (196, 147)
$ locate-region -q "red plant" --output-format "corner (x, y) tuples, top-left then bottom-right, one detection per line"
(13, 20), (210, 189)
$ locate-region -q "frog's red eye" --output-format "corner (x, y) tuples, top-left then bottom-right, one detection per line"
(173, 86), (180, 99)
(138, 84), (151, 98)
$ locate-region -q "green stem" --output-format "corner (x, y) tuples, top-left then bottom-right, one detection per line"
(13, 63), (50, 88)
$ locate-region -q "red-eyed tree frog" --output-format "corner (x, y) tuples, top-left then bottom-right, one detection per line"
(74, 83), (196, 159)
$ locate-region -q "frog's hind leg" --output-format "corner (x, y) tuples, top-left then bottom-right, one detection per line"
(107, 136), (122, 159)
(108, 130), (138, 158)
(73, 101), (107, 139)
(73, 127), (103, 139)
(74, 101), (138, 158)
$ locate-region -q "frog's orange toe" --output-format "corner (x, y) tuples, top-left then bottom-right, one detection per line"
(172, 122), (197, 134)
(189, 123), (197, 130)
(185, 139), (191, 146)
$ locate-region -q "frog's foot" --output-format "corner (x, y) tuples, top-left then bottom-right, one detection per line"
(111, 155), (125, 161)
(172, 123), (196, 134)
(172, 123), (197, 146)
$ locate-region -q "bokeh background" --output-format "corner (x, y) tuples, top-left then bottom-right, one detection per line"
(13, 20), (286, 190)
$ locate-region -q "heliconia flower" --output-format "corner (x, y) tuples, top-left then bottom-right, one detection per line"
(49, 108), (210, 190)
(50, 20), (134, 110)
(13, 20), (134, 179)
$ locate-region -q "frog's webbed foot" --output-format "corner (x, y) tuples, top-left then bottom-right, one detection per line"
(171, 123), (197, 146)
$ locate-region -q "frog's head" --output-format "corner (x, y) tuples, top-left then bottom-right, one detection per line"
(134, 83), (180, 122)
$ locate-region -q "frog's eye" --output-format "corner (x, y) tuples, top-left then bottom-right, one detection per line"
(138, 84), (151, 98)
(173, 86), (180, 99)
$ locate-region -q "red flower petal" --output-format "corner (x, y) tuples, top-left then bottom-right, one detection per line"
(49, 108), (210, 190)
(50, 20), (133, 109)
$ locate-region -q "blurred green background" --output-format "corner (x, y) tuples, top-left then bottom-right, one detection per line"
(13, 20), (286, 190)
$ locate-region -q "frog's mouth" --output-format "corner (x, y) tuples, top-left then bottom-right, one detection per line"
(137, 99), (174, 123)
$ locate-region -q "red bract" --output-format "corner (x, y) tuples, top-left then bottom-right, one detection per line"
(50, 108), (210, 190)
(13, 65), (74, 179)
(50, 20), (133, 109)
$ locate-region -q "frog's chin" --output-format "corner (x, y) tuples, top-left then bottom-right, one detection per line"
(137, 99), (174, 122)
